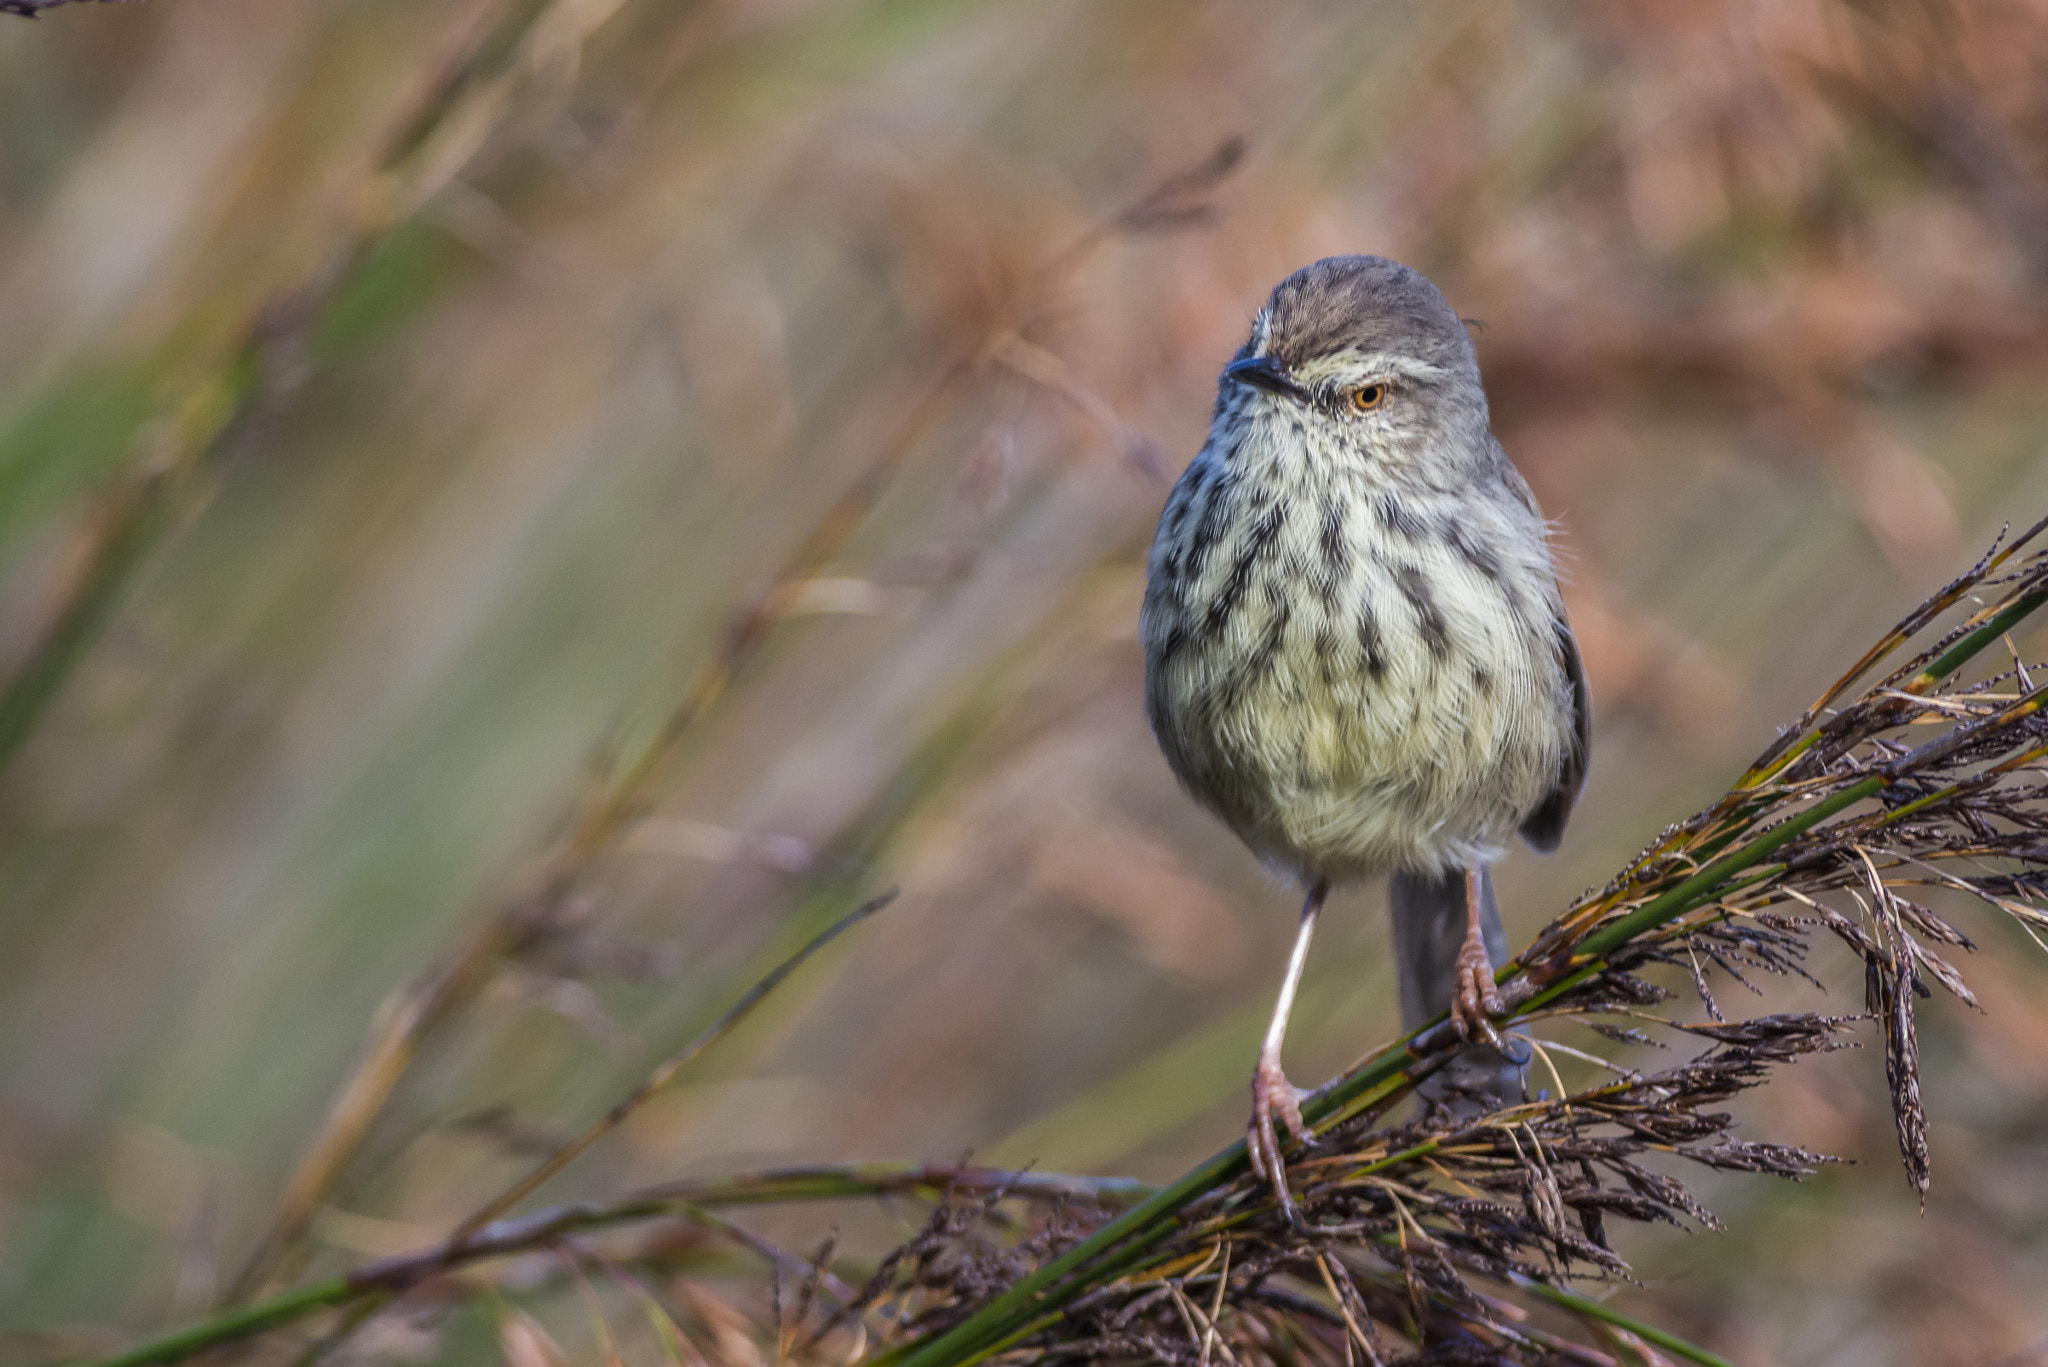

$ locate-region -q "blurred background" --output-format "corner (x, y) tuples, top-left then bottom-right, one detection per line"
(2, 1), (2048, 1363)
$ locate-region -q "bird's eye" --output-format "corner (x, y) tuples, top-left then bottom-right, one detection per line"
(1349, 384), (1386, 414)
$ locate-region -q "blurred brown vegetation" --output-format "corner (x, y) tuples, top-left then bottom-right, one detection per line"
(2, 1), (2048, 1364)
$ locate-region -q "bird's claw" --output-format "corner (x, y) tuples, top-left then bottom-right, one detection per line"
(1450, 928), (1507, 1050)
(1249, 1056), (1313, 1224)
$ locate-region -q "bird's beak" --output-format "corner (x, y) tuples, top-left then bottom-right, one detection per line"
(1224, 355), (1307, 402)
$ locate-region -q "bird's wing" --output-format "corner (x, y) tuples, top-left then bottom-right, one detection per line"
(1519, 616), (1590, 854)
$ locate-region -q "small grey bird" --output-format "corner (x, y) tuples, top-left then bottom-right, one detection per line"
(1140, 256), (1589, 1205)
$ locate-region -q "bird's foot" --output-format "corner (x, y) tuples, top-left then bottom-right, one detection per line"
(1450, 920), (1507, 1050)
(1249, 1054), (1312, 1224)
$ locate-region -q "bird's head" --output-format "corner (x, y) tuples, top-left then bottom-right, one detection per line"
(1219, 255), (1493, 481)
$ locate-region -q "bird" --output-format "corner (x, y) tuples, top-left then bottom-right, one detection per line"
(1139, 255), (1589, 1208)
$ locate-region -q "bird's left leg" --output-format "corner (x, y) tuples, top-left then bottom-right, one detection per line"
(1448, 863), (1506, 1047)
(1248, 879), (1327, 1221)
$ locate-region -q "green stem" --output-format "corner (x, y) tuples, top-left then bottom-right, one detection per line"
(867, 1146), (1257, 1367)
(1916, 587), (2048, 687)
(952, 1310), (1070, 1367)
(1514, 1279), (1735, 1367)
(87, 1280), (357, 1367)
(1570, 776), (1883, 963)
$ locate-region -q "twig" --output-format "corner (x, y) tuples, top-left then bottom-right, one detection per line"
(450, 889), (897, 1240)
(0, 0), (136, 15)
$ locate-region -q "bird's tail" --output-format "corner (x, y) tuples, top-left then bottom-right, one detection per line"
(1388, 865), (1526, 1110)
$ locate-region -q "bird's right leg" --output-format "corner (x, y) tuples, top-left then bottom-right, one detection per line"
(1249, 880), (1327, 1222)
(1449, 864), (1507, 1047)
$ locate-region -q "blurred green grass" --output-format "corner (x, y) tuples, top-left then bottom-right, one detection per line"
(2, 1), (2048, 1363)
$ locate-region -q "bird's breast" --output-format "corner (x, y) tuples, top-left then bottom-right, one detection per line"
(1142, 467), (1571, 878)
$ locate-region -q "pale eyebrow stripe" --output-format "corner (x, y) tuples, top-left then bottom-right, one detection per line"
(1349, 353), (1449, 381)
(1295, 351), (1450, 385)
